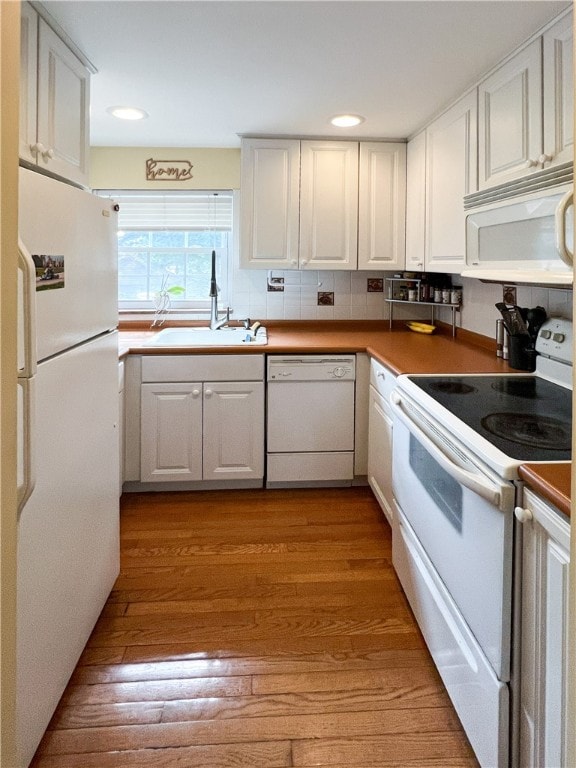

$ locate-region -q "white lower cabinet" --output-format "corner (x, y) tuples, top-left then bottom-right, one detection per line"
(139, 355), (264, 486)
(141, 382), (203, 482)
(367, 359), (396, 525)
(516, 488), (570, 768)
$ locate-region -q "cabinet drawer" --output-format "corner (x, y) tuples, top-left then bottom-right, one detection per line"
(141, 354), (264, 382)
(369, 358), (397, 401)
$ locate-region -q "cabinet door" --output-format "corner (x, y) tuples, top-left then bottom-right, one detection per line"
(240, 138), (300, 269)
(203, 381), (264, 480)
(543, 12), (573, 169)
(519, 489), (570, 768)
(358, 142), (406, 271)
(19, 3), (38, 165)
(140, 383), (203, 483)
(478, 39), (542, 189)
(300, 141), (359, 270)
(367, 385), (393, 525)
(36, 20), (90, 187)
(425, 91), (477, 272)
(405, 131), (426, 271)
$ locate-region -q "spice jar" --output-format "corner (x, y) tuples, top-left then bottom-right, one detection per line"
(450, 286), (462, 305)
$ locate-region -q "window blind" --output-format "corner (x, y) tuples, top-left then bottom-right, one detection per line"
(98, 191), (233, 231)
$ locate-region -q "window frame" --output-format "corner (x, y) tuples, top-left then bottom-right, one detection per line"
(97, 189), (234, 312)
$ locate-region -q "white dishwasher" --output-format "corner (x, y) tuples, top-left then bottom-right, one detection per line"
(266, 355), (356, 487)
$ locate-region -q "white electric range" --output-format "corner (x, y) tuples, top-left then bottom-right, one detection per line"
(389, 317), (572, 768)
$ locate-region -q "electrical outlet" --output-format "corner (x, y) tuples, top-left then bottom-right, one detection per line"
(503, 285), (517, 305)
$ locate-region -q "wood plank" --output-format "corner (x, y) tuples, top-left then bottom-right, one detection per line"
(70, 648), (436, 685)
(39, 707), (466, 755)
(61, 675), (252, 707)
(292, 733), (477, 765)
(33, 741), (292, 767)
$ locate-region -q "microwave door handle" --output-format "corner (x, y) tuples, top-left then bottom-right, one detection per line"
(390, 392), (501, 508)
(18, 239), (37, 377)
(555, 189), (573, 267)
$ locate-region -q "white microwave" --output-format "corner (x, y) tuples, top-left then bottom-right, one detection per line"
(462, 186), (573, 285)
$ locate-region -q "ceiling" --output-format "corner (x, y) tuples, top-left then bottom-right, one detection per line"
(41, 0), (571, 148)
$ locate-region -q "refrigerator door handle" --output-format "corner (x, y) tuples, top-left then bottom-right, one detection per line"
(17, 376), (36, 513)
(18, 239), (37, 378)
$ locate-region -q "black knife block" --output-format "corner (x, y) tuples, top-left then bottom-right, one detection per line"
(508, 336), (537, 372)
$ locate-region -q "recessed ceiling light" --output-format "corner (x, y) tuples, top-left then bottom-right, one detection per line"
(107, 106), (149, 121)
(330, 114), (365, 128)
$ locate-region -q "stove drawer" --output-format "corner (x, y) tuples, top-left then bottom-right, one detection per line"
(393, 505), (509, 768)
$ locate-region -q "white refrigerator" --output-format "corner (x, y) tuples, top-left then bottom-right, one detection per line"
(16, 167), (120, 767)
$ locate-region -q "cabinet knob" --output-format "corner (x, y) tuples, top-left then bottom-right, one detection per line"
(514, 506), (533, 523)
(192, 389), (201, 398)
(30, 142), (46, 156)
(524, 159), (539, 169)
(204, 389), (213, 398)
(300, 259), (308, 267)
(538, 153), (553, 165)
(42, 147), (55, 160)
(291, 259), (298, 266)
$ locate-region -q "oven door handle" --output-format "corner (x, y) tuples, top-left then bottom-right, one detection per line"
(391, 392), (501, 508)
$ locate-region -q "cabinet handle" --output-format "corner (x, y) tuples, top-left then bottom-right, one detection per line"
(514, 506), (533, 523)
(192, 389), (201, 398)
(204, 389), (213, 398)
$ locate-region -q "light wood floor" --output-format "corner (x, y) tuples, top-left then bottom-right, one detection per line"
(31, 487), (478, 767)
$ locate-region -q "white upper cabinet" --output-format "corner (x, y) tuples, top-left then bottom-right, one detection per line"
(20, 3), (38, 166)
(20, 5), (90, 187)
(425, 90), (477, 272)
(479, 39), (542, 189)
(299, 141), (359, 270)
(240, 138), (300, 269)
(542, 12), (573, 169)
(405, 131), (426, 271)
(479, 10), (573, 190)
(240, 137), (406, 271)
(358, 142), (406, 271)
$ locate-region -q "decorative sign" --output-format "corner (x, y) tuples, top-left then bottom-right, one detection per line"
(33, 254), (65, 291)
(146, 158), (194, 181)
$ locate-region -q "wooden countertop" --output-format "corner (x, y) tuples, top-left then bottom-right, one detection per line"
(118, 320), (513, 375)
(118, 320), (571, 516)
(519, 463), (572, 519)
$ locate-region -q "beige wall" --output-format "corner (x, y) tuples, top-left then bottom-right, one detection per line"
(90, 147), (241, 190)
(1, 3), (21, 765)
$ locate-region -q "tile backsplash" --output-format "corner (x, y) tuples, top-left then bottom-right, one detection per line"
(229, 259), (573, 334)
(230, 266), (392, 320)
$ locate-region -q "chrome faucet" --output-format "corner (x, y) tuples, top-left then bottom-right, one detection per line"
(209, 250), (228, 330)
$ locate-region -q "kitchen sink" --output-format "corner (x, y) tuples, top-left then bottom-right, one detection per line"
(144, 326), (268, 347)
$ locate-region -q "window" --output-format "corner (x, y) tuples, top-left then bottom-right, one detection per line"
(99, 191), (233, 310)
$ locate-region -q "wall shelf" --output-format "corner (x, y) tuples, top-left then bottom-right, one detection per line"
(385, 278), (461, 337)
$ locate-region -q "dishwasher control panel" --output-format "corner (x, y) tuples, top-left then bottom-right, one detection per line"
(267, 355), (356, 381)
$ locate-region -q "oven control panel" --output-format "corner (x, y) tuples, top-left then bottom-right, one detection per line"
(535, 318), (573, 364)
